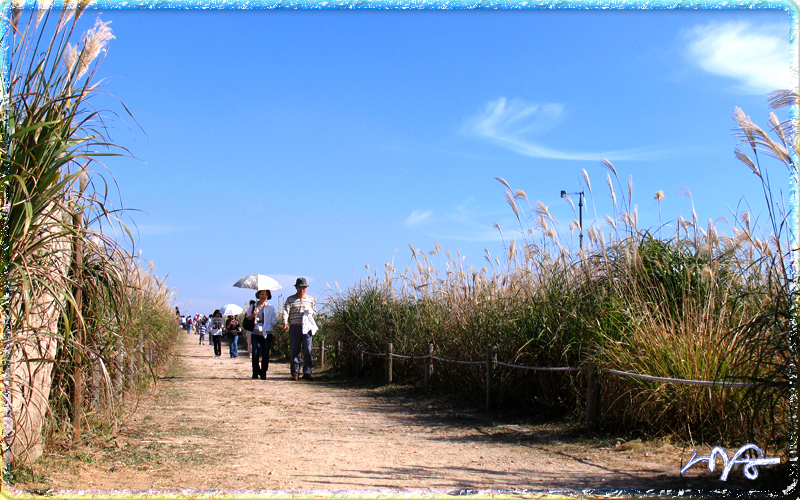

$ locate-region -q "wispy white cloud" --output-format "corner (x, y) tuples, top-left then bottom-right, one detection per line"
(684, 21), (791, 94)
(405, 198), (509, 242)
(405, 210), (433, 226)
(466, 98), (659, 161)
(471, 98), (565, 137)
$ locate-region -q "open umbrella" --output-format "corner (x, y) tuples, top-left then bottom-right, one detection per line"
(233, 274), (283, 291)
(219, 303), (244, 317)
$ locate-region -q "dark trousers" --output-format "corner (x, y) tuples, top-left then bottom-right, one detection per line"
(251, 333), (274, 379)
(212, 335), (222, 357)
(289, 324), (313, 376)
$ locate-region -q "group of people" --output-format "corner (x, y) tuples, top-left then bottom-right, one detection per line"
(184, 311), (243, 357)
(183, 277), (319, 381)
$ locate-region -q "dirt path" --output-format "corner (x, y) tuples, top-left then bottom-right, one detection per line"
(13, 332), (780, 494)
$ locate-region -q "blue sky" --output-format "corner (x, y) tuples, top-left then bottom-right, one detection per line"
(46, 4), (795, 315)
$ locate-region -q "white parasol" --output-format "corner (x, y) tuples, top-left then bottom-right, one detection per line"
(233, 274), (283, 291)
(219, 303), (244, 317)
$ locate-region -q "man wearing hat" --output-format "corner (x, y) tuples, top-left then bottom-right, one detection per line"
(282, 277), (317, 380)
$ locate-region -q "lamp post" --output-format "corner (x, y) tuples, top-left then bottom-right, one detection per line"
(561, 189), (585, 250)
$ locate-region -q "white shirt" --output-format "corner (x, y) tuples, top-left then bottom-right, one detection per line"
(249, 303), (277, 336)
(209, 316), (224, 336)
(302, 306), (318, 336)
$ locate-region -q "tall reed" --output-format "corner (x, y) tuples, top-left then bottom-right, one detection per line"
(2, 3), (178, 466)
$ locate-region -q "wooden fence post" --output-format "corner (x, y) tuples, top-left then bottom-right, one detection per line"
(585, 345), (600, 431)
(486, 345), (497, 411)
(424, 343), (433, 394)
(386, 342), (393, 385)
(70, 188), (85, 443)
(319, 340), (325, 371)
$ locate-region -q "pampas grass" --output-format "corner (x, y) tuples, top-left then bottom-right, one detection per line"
(3, 3), (177, 466)
(322, 95), (794, 450)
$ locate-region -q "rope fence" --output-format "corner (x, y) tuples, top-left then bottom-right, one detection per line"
(309, 338), (773, 430)
(494, 360), (581, 372)
(602, 368), (760, 388)
(430, 355), (483, 366)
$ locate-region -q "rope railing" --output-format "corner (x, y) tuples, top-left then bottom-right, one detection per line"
(311, 338), (776, 431)
(601, 368), (761, 388)
(494, 360), (580, 371)
(389, 353), (423, 360)
(325, 342), (768, 389)
(430, 355), (483, 365)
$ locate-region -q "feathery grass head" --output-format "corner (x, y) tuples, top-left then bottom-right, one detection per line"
(495, 176), (511, 190)
(56, 0), (78, 32)
(604, 214), (616, 231)
(11, 0), (26, 28)
(582, 168), (592, 193)
(602, 158), (617, 177)
(504, 189), (520, 221)
(627, 175), (633, 204)
(73, 18), (114, 80)
(562, 194), (576, 212)
(605, 172), (616, 207)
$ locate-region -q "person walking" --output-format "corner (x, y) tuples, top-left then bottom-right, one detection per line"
(282, 277), (316, 380)
(245, 299), (255, 358)
(247, 290), (277, 380)
(197, 318), (207, 345)
(209, 310), (224, 358)
(226, 315), (241, 358)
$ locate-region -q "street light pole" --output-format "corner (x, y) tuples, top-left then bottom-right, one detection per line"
(561, 189), (585, 251)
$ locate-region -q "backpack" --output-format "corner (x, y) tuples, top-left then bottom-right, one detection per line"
(242, 307), (256, 331)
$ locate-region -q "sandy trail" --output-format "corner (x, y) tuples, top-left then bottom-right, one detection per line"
(12, 332), (778, 494)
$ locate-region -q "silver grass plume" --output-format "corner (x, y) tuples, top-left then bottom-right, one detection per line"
(602, 158), (617, 177)
(505, 190), (520, 221)
(74, 18), (114, 80)
(562, 194), (575, 212)
(627, 175), (633, 205)
(11, 0), (25, 29)
(36, 0), (54, 25)
(605, 172), (616, 207)
(582, 169), (592, 193)
(495, 176), (511, 190)
(57, 0), (77, 32)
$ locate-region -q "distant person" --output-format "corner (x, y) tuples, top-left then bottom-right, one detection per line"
(175, 306), (181, 317)
(247, 290), (277, 380)
(186, 316), (193, 335)
(244, 299), (256, 358)
(209, 310), (224, 358)
(197, 318), (207, 345)
(282, 277), (316, 380)
(226, 315), (241, 358)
